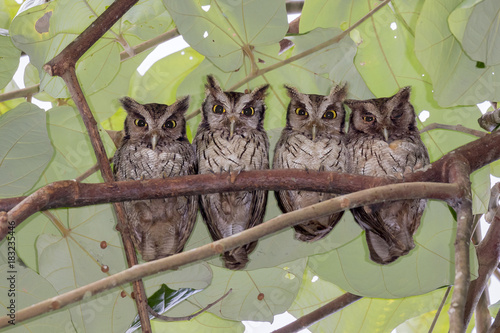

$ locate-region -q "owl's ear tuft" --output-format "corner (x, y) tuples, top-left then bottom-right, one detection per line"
(205, 75), (223, 95)
(172, 96), (190, 114)
(251, 84), (269, 100)
(284, 85), (300, 99)
(395, 86), (411, 101)
(120, 97), (141, 113)
(330, 83), (348, 101)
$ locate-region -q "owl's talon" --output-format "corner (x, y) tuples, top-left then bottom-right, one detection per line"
(229, 169), (242, 184)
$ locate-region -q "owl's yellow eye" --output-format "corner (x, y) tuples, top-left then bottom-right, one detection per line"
(362, 115), (374, 123)
(134, 119), (147, 127)
(163, 120), (176, 129)
(213, 105), (225, 114)
(295, 108), (308, 116)
(241, 106), (255, 116)
(323, 110), (337, 119)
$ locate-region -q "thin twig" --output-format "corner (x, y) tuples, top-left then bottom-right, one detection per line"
(0, 182), (458, 327)
(420, 123), (487, 138)
(428, 286), (451, 333)
(0, 85), (40, 103)
(119, 28), (180, 61)
(272, 293), (362, 333)
(148, 289), (232, 322)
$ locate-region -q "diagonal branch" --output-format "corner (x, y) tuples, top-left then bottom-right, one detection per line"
(464, 184), (500, 327)
(42, 0), (150, 330)
(272, 293), (362, 333)
(0, 182), (458, 328)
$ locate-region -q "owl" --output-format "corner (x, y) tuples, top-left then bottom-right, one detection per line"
(113, 96), (197, 261)
(273, 84), (348, 242)
(193, 75), (269, 270)
(345, 87), (430, 264)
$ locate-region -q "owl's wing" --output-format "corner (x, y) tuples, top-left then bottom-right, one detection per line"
(174, 195), (198, 254)
(275, 190), (295, 215)
(351, 206), (401, 264)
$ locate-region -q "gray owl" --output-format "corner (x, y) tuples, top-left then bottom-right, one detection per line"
(113, 96), (197, 261)
(273, 84), (348, 242)
(193, 75), (269, 270)
(345, 87), (430, 264)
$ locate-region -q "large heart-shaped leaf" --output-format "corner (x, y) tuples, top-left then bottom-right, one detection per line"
(0, 102), (53, 197)
(308, 201), (478, 298)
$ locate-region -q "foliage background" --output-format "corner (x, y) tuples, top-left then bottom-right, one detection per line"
(0, 0), (499, 331)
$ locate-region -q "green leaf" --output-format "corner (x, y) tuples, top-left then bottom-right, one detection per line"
(308, 201), (479, 298)
(457, 0), (500, 66)
(130, 47), (204, 105)
(185, 260), (306, 322)
(151, 312), (244, 332)
(0, 264), (76, 332)
(448, 0), (484, 42)
(178, 27), (373, 132)
(0, 30), (21, 90)
(9, 0), (172, 103)
(289, 269), (451, 333)
(163, 0), (288, 72)
(415, 0), (500, 106)
(16, 105), (115, 270)
(0, 102), (53, 197)
(128, 284), (202, 332)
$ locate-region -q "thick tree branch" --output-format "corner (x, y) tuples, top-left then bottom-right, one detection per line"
(1, 170), (455, 236)
(0, 182), (458, 327)
(272, 293), (362, 333)
(447, 158), (473, 333)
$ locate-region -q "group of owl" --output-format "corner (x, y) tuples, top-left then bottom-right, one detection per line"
(113, 75), (429, 269)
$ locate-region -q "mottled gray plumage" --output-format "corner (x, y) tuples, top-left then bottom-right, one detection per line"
(193, 75), (269, 270)
(345, 87), (429, 264)
(113, 96), (197, 261)
(273, 85), (348, 241)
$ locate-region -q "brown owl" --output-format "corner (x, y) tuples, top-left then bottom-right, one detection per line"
(273, 84), (348, 241)
(113, 96), (197, 261)
(345, 87), (429, 264)
(193, 75), (269, 270)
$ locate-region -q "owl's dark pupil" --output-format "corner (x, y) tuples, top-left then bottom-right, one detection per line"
(135, 119), (147, 127)
(296, 108), (306, 116)
(242, 107), (254, 116)
(323, 111), (336, 119)
(363, 115), (374, 122)
(164, 120), (176, 128)
(213, 105), (225, 114)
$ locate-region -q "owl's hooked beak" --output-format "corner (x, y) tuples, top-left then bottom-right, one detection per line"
(229, 117), (236, 138)
(382, 127), (389, 142)
(311, 124), (317, 142)
(151, 133), (159, 150)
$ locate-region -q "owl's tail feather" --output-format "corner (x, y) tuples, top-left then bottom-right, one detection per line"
(223, 245), (252, 270)
(294, 212), (344, 242)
